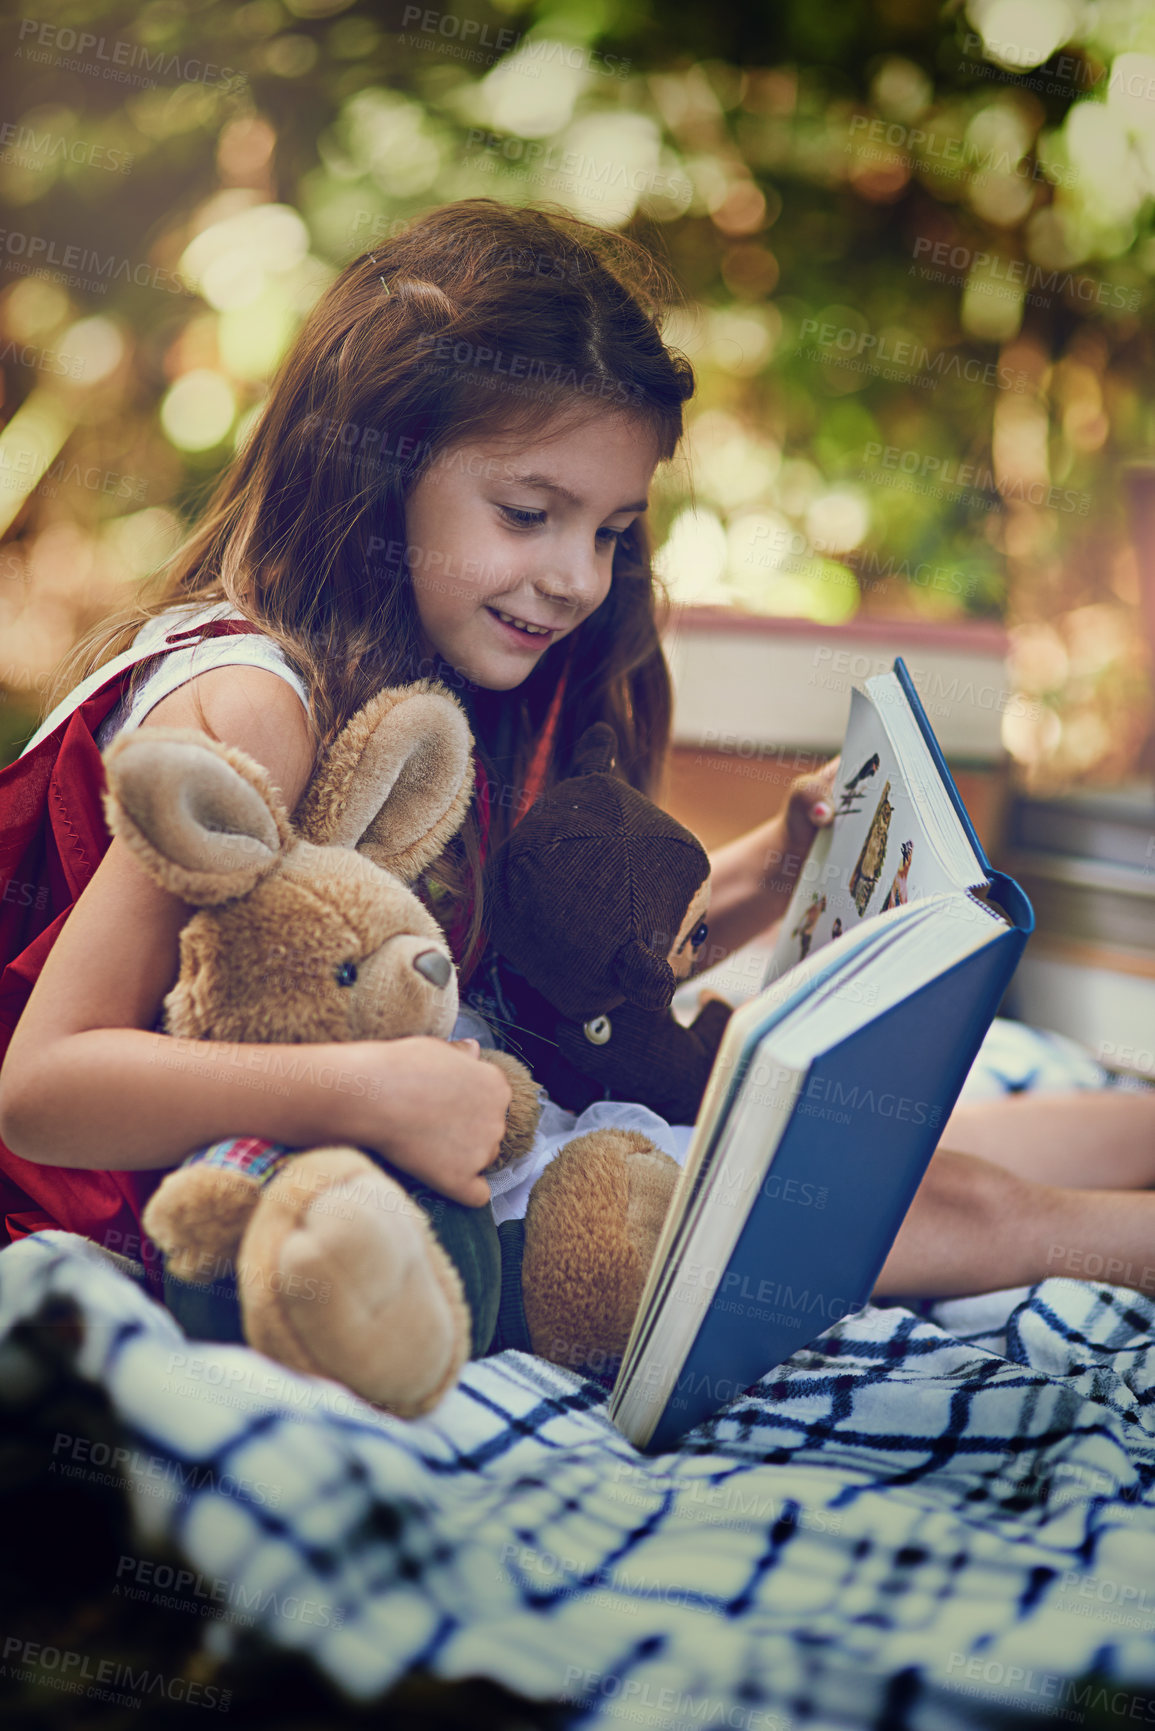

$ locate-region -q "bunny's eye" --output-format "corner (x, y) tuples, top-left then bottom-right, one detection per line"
(689, 921), (709, 950)
(335, 961), (358, 987)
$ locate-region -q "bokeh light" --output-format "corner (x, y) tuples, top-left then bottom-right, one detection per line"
(967, 0), (1077, 71)
(0, 0), (1150, 790)
(467, 44), (590, 139)
(655, 506), (729, 606)
(55, 319), (126, 387)
(180, 202), (310, 310)
(159, 370), (237, 451)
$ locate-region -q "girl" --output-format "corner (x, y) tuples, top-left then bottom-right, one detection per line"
(0, 197), (792, 1264)
(0, 199), (1152, 1321)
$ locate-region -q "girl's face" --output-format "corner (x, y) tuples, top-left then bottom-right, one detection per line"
(403, 410), (660, 690)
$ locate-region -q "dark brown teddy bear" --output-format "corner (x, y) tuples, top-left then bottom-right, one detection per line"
(473, 723), (733, 1124)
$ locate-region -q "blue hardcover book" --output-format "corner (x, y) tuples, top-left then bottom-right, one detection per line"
(609, 661), (1033, 1452)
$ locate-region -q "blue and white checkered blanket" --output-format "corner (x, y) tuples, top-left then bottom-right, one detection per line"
(3, 1020), (1154, 1729)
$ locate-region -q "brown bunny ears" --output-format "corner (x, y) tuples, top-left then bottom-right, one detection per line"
(102, 729), (291, 906)
(102, 681), (475, 904)
(294, 680), (473, 881)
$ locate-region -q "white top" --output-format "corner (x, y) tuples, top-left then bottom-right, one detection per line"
(22, 600), (310, 756)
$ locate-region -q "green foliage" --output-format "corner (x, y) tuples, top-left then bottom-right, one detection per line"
(2, 0), (1153, 781)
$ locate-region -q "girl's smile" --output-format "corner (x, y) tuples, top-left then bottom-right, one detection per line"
(403, 412), (660, 690)
(486, 608), (559, 649)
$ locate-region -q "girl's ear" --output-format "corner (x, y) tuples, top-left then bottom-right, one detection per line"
(102, 728), (291, 905)
(294, 682), (474, 883)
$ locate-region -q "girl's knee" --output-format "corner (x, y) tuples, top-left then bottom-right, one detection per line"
(919, 1148), (1031, 1235)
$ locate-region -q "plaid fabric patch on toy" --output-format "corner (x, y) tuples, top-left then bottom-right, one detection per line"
(188, 1138), (294, 1186)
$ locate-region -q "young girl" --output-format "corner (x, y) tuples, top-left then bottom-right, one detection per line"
(0, 198), (733, 1269)
(0, 199), (1152, 1323)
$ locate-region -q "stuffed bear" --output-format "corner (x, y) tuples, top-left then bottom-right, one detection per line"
(103, 684), (680, 1416)
(469, 722), (734, 1125)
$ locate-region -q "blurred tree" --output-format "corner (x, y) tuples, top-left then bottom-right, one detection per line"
(0, 0), (1152, 785)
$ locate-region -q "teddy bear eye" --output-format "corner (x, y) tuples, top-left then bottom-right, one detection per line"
(690, 921), (709, 949)
(335, 961), (358, 987)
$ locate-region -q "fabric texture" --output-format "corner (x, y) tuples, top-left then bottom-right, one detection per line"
(491, 1217), (532, 1354)
(5, 1222), (1155, 1727)
(443, 665), (568, 982)
(472, 721), (729, 1119)
(478, 956), (733, 1121)
(484, 723), (710, 1022)
(193, 1136), (294, 1188)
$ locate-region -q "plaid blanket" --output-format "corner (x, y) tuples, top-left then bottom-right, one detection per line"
(3, 1022), (1154, 1728)
(4, 1243), (1155, 1725)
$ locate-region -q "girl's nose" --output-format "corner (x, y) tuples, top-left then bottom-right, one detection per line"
(534, 554), (604, 611)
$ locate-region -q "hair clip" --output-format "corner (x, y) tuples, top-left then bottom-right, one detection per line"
(367, 253), (391, 293)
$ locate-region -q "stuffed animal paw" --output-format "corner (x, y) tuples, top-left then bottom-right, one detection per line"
(239, 1149), (472, 1418)
(479, 1049), (542, 1171)
(520, 1128), (681, 1378)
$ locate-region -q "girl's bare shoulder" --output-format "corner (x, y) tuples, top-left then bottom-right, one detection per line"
(143, 663), (318, 813)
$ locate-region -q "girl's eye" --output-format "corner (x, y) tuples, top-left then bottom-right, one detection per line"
(690, 921), (709, 950)
(335, 961), (358, 987)
(498, 505), (545, 529)
(596, 526), (626, 550)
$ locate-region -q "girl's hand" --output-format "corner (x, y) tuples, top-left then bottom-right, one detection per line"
(704, 756), (841, 963)
(348, 1037), (512, 1206)
(780, 756), (839, 859)
(757, 756), (839, 919)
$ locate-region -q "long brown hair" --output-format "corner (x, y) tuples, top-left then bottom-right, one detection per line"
(49, 199), (695, 964)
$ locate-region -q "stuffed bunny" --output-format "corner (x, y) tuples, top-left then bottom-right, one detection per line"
(103, 684), (680, 1416)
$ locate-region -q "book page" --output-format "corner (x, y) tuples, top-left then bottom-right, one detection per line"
(765, 681), (975, 979)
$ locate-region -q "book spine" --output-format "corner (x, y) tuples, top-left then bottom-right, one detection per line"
(986, 869), (1035, 939)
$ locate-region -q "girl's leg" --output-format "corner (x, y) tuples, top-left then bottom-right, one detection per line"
(164, 1264), (246, 1343)
(399, 1173), (501, 1358)
(938, 1089), (1155, 1189)
(874, 1147), (1155, 1301)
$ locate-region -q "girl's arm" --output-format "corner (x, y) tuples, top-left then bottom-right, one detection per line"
(0, 667), (506, 1207)
(702, 759), (839, 964)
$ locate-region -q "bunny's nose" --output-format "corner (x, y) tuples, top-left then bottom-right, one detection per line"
(413, 949), (451, 989)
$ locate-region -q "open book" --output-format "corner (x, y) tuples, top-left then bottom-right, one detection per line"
(609, 659), (1033, 1452)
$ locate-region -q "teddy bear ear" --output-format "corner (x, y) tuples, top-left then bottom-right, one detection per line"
(102, 728), (291, 905)
(294, 681), (474, 882)
(573, 722), (618, 777)
(614, 937), (676, 1012)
